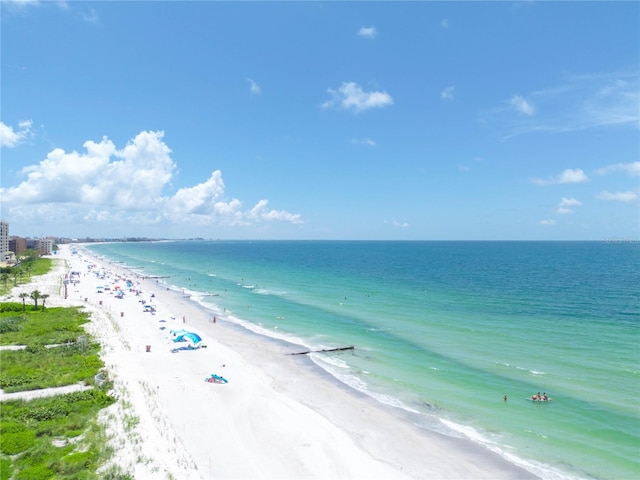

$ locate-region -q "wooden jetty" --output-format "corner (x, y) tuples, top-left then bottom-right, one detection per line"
(288, 346), (354, 356)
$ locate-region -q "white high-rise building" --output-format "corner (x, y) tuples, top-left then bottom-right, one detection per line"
(0, 221), (8, 258)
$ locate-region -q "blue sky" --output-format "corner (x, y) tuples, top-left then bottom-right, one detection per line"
(1, 1), (638, 241)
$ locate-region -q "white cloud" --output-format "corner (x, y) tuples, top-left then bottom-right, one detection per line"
(0, 130), (302, 229)
(596, 190), (638, 202)
(2, 0), (41, 7)
(3, 1), (69, 11)
(322, 82), (393, 113)
(441, 86), (455, 101)
(594, 161), (640, 177)
(510, 95), (536, 116)
(556, 197), (582, 214)
(0, 120), (33, 148)
(163, 170), (227, 219)
(247, 199), (302, 224)
(539, 219), (556, 226)
(584, 76), (639, 127)
(559, 197), (582, 207)
(246, 78), (262, 95)
(531, 168), (589, 186)
(79, 7), (98, 23)
(357, 26), (377, 39)
(556, 207), (572, 215)
(492, 70), (639, 139)
(391, 220), (410, 228)
(351, 137), (376, 147)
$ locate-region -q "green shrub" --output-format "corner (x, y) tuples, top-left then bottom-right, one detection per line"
(14, 463), (54, 480)
(0, 457), (13, 480)
(24, 344), (46, 354)
(0, 303), (24, 313)
(0, 316), (24, 333)
(62, 450), (97, 470)
(0, 430), (36, 455)
(0, 421), (25, 434)
(0, 374), (36, 390)
(21, 404), (70, 422)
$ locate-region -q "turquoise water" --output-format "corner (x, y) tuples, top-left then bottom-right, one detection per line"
(85, 241), (640, 480)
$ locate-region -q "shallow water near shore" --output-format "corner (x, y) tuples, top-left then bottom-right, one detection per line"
(84, 240), (639, 480)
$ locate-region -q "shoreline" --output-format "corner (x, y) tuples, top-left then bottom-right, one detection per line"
(5, 244), (539, 479)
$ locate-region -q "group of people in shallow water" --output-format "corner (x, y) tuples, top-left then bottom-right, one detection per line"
(531, 392), (550, 401)
(502, 391), (551, 402)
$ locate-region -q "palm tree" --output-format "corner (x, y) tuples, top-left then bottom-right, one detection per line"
(1, 273), (9, 289)
(30, 290), (42, 310)
(12, 271), (19, 287)
(40, 294), (50, 312)
(19, 292), (29, 312)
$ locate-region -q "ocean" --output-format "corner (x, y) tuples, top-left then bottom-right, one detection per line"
(84, 240), (639, 480)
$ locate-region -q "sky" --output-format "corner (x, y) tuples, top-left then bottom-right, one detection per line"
(1, 0), (638, 241)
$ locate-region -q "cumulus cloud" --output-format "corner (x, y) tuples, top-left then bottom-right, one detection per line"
(247, 199), (302, 224)
(322, 82), (393, 113)
(246, 78), (261, 95)
(510, 95), (536, 116)
(596, 190), (638, 202)
(531, 168), (589, 186)
(441, 86), (455, 101)
(594, 161), (640, 176)
(0, 120), (33, 148)
(357, 26), (377, 38)
(556, 197), (582, 214)
(163, 170), (228, 219)
(0, 130), (302, 230)
(539, 219), (556, 226)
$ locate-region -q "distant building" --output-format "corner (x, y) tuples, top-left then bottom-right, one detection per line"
(26, 238), (53, 256)
(0, 221), (9, 262)
(9, 237), (27, 256)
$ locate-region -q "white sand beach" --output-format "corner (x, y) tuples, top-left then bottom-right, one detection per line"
(3, 244), (538, 479)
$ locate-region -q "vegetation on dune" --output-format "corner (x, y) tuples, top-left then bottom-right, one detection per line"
(0, 257), (130, 479)
(0, 341), (103, 393)
(0, 253), (52, 296)
(0, 306), (90, 346)
(1, 389), (116, 479)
